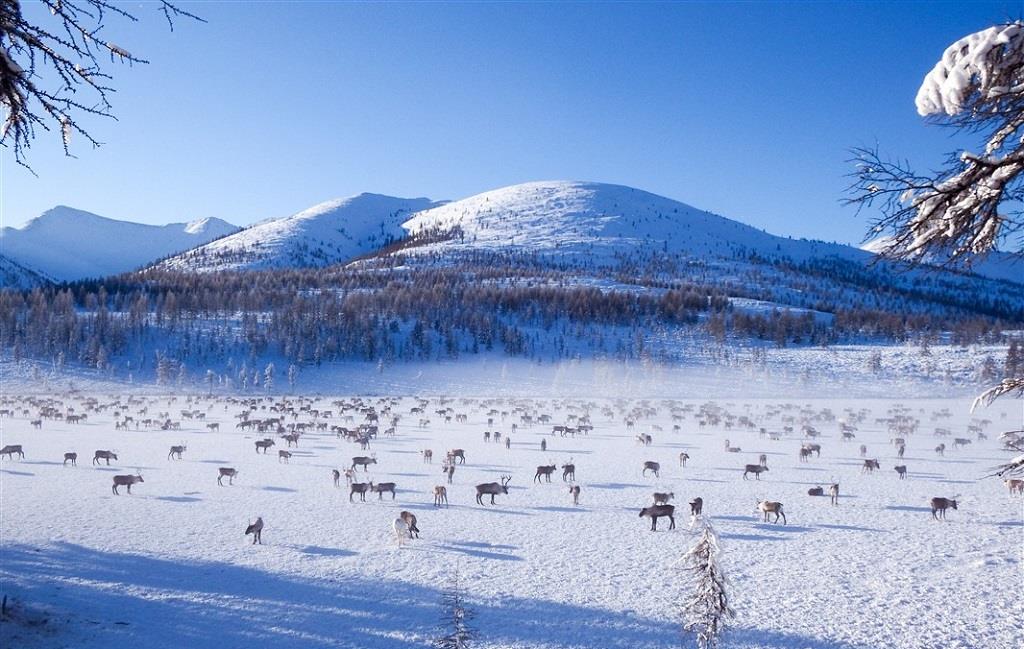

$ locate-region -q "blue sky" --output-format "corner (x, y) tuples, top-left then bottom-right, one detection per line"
(1, 1), (1019, 245)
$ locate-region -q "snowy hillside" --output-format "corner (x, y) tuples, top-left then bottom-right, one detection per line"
(0, 207), (239, 283)
(862, 236), (1022, 283)
(0, 254), (53, 289)
(158, 194), (439, 273)
(398, 181), (865, 267)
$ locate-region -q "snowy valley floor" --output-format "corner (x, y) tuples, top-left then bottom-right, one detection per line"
(0, 380), (1022, 648)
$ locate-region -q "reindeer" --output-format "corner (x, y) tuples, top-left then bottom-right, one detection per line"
(1004, 479), (1024, 495)
(218, 467), (238, 486)
(475, 475), (511, 505)
(283, 433), (301, 447)
(758, 454), (768, 468)
(534, 464), (557, 483)
(678, 452), (689, 467)
(372, 482), (397, 500)
(859, 444), (868, 458)
(953, 437), (972, 449)
(111, 473), (144, 495)
(803, 443), (822, 457)
(561, 462), (576, 481)
(798, 447), (812, 463)
(434, 485), (448, 507)
(93, 450), (117, 465)
(934, 443), (945, 456)
(245, 517), (264, 544)
(447, 449), (466, 464)
(30, 419), (42, 429)
(332, 469), (341, 487)
(743, 464), (769, 480)
(392, 517), (410, 547)
(206, 422), (220, 432)
(350, 481), (372, 502)
(757, 500), (786, 524)
(639, 504), (675, 531)
(862, 459), (881, 473)
(344, 468), (355, 485)
(642, 461), (661, 477)
(484, 431), (491, 443)
(540, 439), (547, 452)
(399, 511), (420, 538)
(930, 497), (958, 520)
(569, 484), (581, 505)
(63, 452), (77, 466)
(278, 450), (292, 463)
(808, 486), (824, 496)
(829, 483), (839, 506)
(896, 443), (906, 459)
(255, 439), (275, 454)
(690, 497), (703, 516)
(637, 434), (653, 446)
(352, 455), (377, 471)
(653, 491), (674, 505)
(894, 465), (908, 480)
(0, 445), (25, 460)
(422, 449), (433, 464)
(167, 444), (186, 460)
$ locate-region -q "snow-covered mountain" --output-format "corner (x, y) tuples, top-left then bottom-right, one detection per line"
(397, 180), (864, 265)
(158, 194), (439, 272)
(861, 236), (1022, 283)
(0, 254), (53, 289)
(1, 207), (239, 283)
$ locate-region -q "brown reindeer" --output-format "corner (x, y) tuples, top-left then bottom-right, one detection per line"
(534, 464), (557, 483)
(642, 461), (661, 477)
(859, 444), (868, 458)
(743, 464), (769, 480)
(569, 484), (581, 505)
(1004, 479), (1023, 495)
(447, 449), (466, 464)
(0, 445), (24, 460)
(759, 454), (768, 467)
(678, 452), (689, 467)
(561, 462), (576, 481)
(808, 486), (825, 496)
(278, 450), (292, 463)
(245, 517), (264, 544)
(862, 459), (881, 474)
(93, 450), (117, 465)
(894, 465), (908, 480)
(332, 469), (341, 487)
(400, 511), (420, 538)
(639, 504), (675, 531)
(475, 475), (511, 505)
(934, 443), (945, 456)
(433, 485), (448, 507)
(829, 483), (839, 506)
(930, 497), (957, 520)
(167, 444), (186, 460)
(798, 447), (813, 463)
(218, 467), (238, 486)
(350, 481), (372, 502)
(372, 482), (397, 500)
(689, 497), (703, 516)
(112, 473), (144, 495)
(897, 444), (906, 459)
(652, 491), (674, 505)
(422, 449), (433, 464)
(757, 500), (786, 524)
(63, 452), (77, 466)
(352, 455), (377, 471)
(255, 439), (275, 454)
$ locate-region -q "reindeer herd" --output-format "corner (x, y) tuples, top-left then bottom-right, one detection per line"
(0, 394), (1019, 551)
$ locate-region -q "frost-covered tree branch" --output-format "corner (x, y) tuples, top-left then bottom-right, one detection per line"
(679, 518), (734, 649)
(847, 22), (1024, 267)
(0, 0), (201, 170)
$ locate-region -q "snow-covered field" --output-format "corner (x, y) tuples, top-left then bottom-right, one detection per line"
(1, 389), (1022, 649)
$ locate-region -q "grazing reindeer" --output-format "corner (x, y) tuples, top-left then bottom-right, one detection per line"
(344, 468), (355, 485)
(934, 443), (945, 456)
(639, 504), (675, 531)
(111, 473), (144, 495)
(278, 450), (292, 463)
(372, 482), (397, 500)
(642, 461), (661, 477)
(484, 431), (491, 443)
(799, 447), (812, 463)
(422, 449), (433, 464)
(534, 464), (557, 483)
(505, 437), (511, 450)
(569, 484), (581, 505)
(897, 444), (906, 459)
(206, 423), (220, 432)
(678, 452), (689, 467)
(218, 467), (238, 486)
(540, 439), (547, 452)
(808, 486), (824, 497)
(953, 437), (972, 449)
(443, 461), (456, 484)
(245, 517), (264, 544)
(63, 452), (77, 466)
(447, 449), (466, 464)
(433, 485), (448, 507)
(930, 497), (958, 520)
(862, 459), (881, 474)
(757, 500), (786, 524)
(894, 465), (908, 480)
(690, 497), (703, 516)
(475, 475), (511, 505)
(168, 444), (186, 460)
(400, 511), (420, 538)
(803, 443), (822, 457)
(350, 481), (372, 502)
(332, 469), (341, 487)
(829, 483), (839, 506)
(743, 464), (769, 480)
(93, 450), (117, 465)
(392, 517), (410, 547)
(653, 491), (674, 505)
(31, 419), (42, 429)
(859, 444), (868, 458)
(255, 439), (275, 454)
(352, 455), (377, 471)
(1004, 479), (1023, 495)
(0, 445), (24, 460)
(759, 454), (768, 468)
(561, 462), (576, 481)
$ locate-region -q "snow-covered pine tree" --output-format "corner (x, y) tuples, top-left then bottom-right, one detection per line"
(679, 518), (734, 649)
(432, 569), (477, 649)
(264, 363), (274, 392)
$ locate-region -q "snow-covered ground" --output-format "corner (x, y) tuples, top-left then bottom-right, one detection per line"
(1, 385), (1021, 649)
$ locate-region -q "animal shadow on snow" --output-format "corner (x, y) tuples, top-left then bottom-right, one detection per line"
(154, 496), (202, 504)
(884, 505), (932, 513)
(589, 482), (647, 490)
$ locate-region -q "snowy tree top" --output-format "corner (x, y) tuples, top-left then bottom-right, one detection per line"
(916, 22), (1024, 117)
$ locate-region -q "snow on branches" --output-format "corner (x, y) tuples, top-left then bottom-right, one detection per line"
(848, 22), (1024, 266)
(679, 518), (734, 649)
